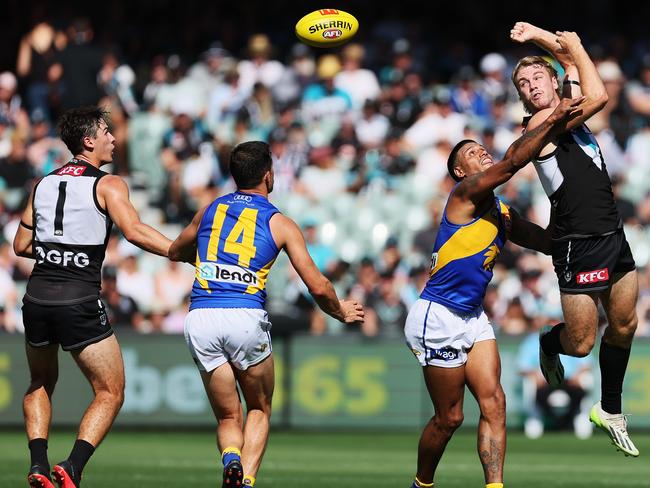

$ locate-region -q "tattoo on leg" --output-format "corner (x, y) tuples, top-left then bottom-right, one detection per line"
(478, 435), (502, 477)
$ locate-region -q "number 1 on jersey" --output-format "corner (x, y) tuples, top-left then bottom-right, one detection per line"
(54, 181), (67, 236)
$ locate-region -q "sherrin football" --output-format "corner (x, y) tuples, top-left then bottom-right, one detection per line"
(295, 9), (359, 48)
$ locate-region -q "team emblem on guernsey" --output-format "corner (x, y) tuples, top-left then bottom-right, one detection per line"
(259, 343), (269, 353)
(482, 244), (500, 272)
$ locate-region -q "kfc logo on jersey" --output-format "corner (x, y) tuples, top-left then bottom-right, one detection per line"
(576, 268), (609, 285)
(57, 165), (87, 176)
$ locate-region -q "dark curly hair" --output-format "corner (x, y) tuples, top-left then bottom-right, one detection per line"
(57, 106), (110, 155)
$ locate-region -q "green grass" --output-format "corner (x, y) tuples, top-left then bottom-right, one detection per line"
(1, 429), (649, 486)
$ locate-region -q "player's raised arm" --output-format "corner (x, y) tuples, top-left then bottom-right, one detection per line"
(553, 31), (608, 126)
(269, 213), (364, 324)
(510, 21), (574, 69)
(97, 175), (171, 257)
(454, 96), (583, 203)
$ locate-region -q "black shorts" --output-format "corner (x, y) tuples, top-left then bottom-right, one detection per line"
(552, 229), (636, 294)
(22, 298), (113, 351)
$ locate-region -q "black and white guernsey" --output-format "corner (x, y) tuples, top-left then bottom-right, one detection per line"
(26, 159), (113, 305)
(533, 124), (622, 241)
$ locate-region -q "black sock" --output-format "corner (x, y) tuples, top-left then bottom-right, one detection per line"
(68, 439), (95, 474)
(28, 438), (49, 470)
(540, 323), (566, 355)
(600, 341), (631, 414)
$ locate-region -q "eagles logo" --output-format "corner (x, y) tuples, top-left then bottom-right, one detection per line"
(483, 244), (500, 272)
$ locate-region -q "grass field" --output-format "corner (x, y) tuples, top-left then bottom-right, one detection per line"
(1, 429), (649, 487)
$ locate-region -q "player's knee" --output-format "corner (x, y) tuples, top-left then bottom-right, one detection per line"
(571, 341), (594, 358)
(98, 383), (125, 407)
(613, 316), (638, 338)
(436, 410), (464, 433)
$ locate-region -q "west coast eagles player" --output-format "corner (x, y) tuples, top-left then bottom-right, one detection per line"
(169, 141), (364, 488)
(404, 97), (584, 488)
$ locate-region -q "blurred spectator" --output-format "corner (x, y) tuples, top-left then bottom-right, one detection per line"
(518, 321), (593, 439)
(626, 54), (650, 130)
(0, 71), (30, 133)
(302, 54), (353, 145)
(187, 42), (235, 103)
(450, 65), (490, 122)
(159, 102), (217, 220)
(26, 108), (71, 175)
(355, 99), (390, 148)
(154, 260), (194, 312)
(0, 133), (34, 191)
(273, 43), (316, 106)
(206, 67), (246, 131)
(237, 33), (285, 96)
(142, 55), (170, 109)
(334, 43), (381, 110)
(100, 265), (143, 330)
(54, 18), (103, 110)
(402, 86), (468, 150)
(367, 271), (408, 337)
(349, 257), (381, 337)
(116, 253), (155, 314)
(379, 38), (422, 86)
(97, 51), (138, 116)
(478, 52), (509, 103)
(295, 145), (347, 202)
(16, 21), (63, 123)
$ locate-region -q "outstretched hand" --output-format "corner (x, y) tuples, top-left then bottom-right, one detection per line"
(548, 95), (585, 123)
(555, 31), (583, 56)
(339, 299), (365, 324)
(510, 21), (542, 44)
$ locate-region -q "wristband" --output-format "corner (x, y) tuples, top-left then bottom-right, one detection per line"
(563, 80), (581, 86)
(20, 220), (34, 230)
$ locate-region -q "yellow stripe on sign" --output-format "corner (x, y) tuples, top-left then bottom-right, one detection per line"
(194, 252), (210, 292)
(431, 209), (499, 276)
(246, 257), (276, 294)
(206, 203), (228, 261)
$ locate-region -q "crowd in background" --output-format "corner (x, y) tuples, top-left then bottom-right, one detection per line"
(2, 9), (650, 344)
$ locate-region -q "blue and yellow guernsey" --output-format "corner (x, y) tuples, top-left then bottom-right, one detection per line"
(190, 191), (281, 311)
(420, 192), (511, 313)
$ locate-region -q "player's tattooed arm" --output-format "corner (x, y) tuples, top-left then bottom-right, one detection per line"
(459, 96), (583, 203)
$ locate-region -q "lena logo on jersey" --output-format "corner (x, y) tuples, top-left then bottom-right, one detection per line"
(57, 165), (87, 176)
(576, 268), (609, 285)
(35, 247), (90, 267)
(199, 262), (258, 286)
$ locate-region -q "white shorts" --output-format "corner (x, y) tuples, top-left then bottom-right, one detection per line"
(404, 299), (495, 368)
(184, 308), (273, 372)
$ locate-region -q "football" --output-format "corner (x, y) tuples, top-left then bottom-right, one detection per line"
(295, 9), (359, 48)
